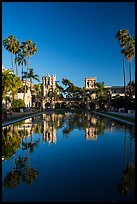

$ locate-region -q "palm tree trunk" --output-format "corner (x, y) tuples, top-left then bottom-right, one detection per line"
(12, 92), (15, 105)
(130, 136), (133, 164)
(16, 63), (18, 76)
(23, 56), (29, 101)
(122, 53), (126, 96)
(15, 53), (18, 76)
(30, 78), (33, 107)
(22, 64), (24, 81)
(124, 127), (127, 169)
(129, 61), (132, 94)
(12, 155), (14, 175)
(30, 78), (32, 93)
(11, 52), (14, 72)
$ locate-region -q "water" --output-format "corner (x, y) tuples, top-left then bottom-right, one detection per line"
(2, 112), (135, 202)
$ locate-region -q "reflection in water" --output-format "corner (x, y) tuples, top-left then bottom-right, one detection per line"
(117, 161), (135, 195)
(42, 114), (59, 144)
(3, 120), (39, 188)
(117, 126), (135, 196)
(2, 112), (135, 201)
(2, 125), (21, 161)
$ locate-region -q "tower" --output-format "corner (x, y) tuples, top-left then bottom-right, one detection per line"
(85, 77), (97, 89)
(42, 73), (56, 109)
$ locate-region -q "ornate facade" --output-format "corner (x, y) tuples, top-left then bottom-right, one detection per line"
(42, 74), (56, 109)
(85, 77), (97, 89)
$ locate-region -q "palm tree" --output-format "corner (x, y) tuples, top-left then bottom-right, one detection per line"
(15, 52), (27, 81)
(32, 84), (41, 108)
(116, 29), (130, 96)
(23, 68), (40, 93)
(94, 82), (107, 98)
(20, 40), (37, 100)
(3, 170), (21, 188)
(122, 36), (135, 94)
(117, 163), (135, 195)
(3, 35), (20, 73)
(93, 82), (108, 110)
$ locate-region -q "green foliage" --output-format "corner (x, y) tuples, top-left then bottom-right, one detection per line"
(11, 99), (25, 109)
(62, 78), (85, 99)
(3, 35), (20, 73)
(116, 29), (130, 49)
(2, 69), (22, 103)
(111, 96), (135, 111)
(18, 85), (28, 93)
(116, 29), (135, 95)
(2, 127), (21, 160)
(3, 170), (21, 188)
(111, 96), (125, 110)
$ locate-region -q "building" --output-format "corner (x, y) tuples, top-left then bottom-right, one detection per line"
(85, 77), (96, 89)
(104, 85), (130, 98)
(42, 73), (56, 109)
(84, 77), (131, 98)
(16, 80), (32, 107)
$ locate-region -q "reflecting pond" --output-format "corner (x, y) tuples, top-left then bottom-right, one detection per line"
(2, 112), (135, 202)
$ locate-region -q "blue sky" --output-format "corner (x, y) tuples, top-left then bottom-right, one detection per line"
(2, 2), (135, 87)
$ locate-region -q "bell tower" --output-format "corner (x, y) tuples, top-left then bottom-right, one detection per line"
(85, 77), (97, 89)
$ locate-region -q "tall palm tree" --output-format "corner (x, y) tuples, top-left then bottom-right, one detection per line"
(3, 35), (20, 73)
(20, 40), (37, 100)
(122, 36), (135, 94)
(116, 29), (130, 96)
(15, 52), (27, 81)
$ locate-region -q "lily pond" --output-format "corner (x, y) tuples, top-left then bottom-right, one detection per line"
(2, 112), (135, 202)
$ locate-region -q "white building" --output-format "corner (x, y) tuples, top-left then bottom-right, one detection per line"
(16, 80), (32, 107)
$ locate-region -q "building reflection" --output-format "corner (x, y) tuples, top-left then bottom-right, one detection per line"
(41, 113), (63, 144)
(85, 127), (98, 140)
(85, 115), (98, 141)
(17, 118), (32, 137)
(2, 112), (135, 195)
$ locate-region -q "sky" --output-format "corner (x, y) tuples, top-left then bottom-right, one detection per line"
(2, 2), (135, 88)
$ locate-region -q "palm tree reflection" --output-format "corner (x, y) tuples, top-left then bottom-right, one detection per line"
(3, 121), (39, 188)
(117, 163), (135, 195)
(3, 112), (135, 193)
(3, 169), (21, 188)
(117, 126), (135, 195)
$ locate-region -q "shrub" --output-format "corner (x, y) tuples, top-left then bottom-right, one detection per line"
(12, 99), (25, 112)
